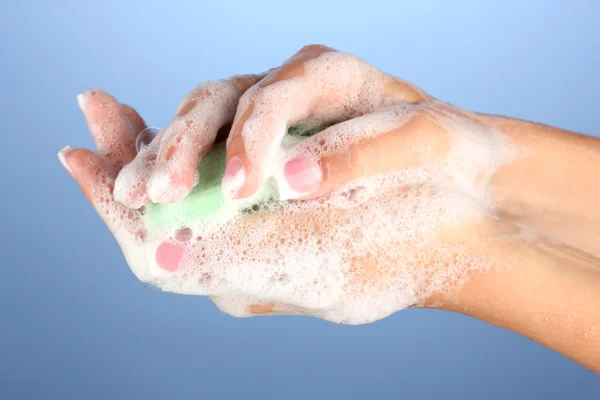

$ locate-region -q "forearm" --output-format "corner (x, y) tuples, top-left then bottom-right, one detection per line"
(448, 233), (600, 373)
(485, 115), (600, 257)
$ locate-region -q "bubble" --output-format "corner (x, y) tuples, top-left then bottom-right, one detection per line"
(175, 228), (193, 242)
(135, 127), (161, 153)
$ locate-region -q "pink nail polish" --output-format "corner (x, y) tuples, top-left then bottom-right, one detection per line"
(222, 157), (245, 199)
(284, 156), (322, 194)
(155, 242), (183, 272)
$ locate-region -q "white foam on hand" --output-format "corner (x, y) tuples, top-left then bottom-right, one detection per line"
(74, 48), (519, 325)
(114, 111), (513, 324)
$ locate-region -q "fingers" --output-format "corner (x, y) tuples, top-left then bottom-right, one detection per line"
(274, 107), (448, 200)
(120, 103), (147, 135)
(61, 148), (115, 204)
(144, 74), (265, 204)
(222, 44), (427, 200)
(58, 147), (140, 233)
(113, 133), (162, 208)
(77, 89), (137, 169)
(248, 302), (304, 316)
(209, 296), (305, 317)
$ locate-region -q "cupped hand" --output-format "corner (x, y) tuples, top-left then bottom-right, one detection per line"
(61, 46), (522, 324)
(113, 44), (433, 206)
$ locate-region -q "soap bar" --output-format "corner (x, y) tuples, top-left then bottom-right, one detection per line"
(144, 121), (326, 231)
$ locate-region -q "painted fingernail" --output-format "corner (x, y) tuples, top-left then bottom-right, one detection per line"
(155, 242), (183, 272)
(221, 157), (245, 199)
(57, 145), (74, 176)
(284, 156), (322, 194)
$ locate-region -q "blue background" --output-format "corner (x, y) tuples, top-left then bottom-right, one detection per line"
(1, 0), (599, 398)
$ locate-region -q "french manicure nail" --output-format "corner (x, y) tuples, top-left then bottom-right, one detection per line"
(76, 93), (87, 113)
(284, 156), (322, 194)
(57, 145), (74, 176)
(221, 157), (245, 199)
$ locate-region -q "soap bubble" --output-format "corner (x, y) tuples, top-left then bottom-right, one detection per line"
(135, 127), (161, 153)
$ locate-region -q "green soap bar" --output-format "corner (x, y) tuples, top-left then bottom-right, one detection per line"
(144, 143), (275, 231)
(144, 143), (228, 231)
(144, 121), (327, 231)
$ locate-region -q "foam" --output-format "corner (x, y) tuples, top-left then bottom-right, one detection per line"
(144, 143), (277, 231)
(233, 51), (418, 191)
(106, 104), (515, 324)
(105, 51), (517, 324)
(144, 79), (245, 204)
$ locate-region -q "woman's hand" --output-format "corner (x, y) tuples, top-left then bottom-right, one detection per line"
(112, 44), (434, 206)
(59, 45), (600, 371)
(59, 58), (520, 325)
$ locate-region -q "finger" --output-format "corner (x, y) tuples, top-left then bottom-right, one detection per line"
(145, 74), (265, 204)
(273, 107), (448, 200)
(120, 103), (147, 135)
(222, 44), (427, 200)
(77, 89), (137, 169)
(58, 147), (140, 233)
(113, 132), (162, 209)
(209, 296), (304, 317)
(248, 302), (305, 316)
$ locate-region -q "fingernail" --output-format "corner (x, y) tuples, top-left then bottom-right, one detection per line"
(76, 93), (87, 113)
(284, 156), (322, 194)
(221, 157), (245, 199)
(155, 242), (183, 272)
(57, 145), (74, 176)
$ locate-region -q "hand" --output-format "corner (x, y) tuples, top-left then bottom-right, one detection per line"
(113, 44), (433, 206)
(60, 48), (520, 324)
(60, 45), (600, 371)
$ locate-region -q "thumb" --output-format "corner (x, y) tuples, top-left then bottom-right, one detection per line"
(274, 107), (444, 200)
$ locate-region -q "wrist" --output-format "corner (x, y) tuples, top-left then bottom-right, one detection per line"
(484, 115), (600, 256)
(440, 228), (600, 372)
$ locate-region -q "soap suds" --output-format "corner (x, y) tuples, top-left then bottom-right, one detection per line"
(105, 50), (518, 324)
(108, 107), (514, 324)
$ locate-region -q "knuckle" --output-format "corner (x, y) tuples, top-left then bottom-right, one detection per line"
(297, 43), (337, 56)
(347, 141), (371, 176)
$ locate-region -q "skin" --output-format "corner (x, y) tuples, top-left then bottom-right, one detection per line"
(60, 45), (600, 373)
